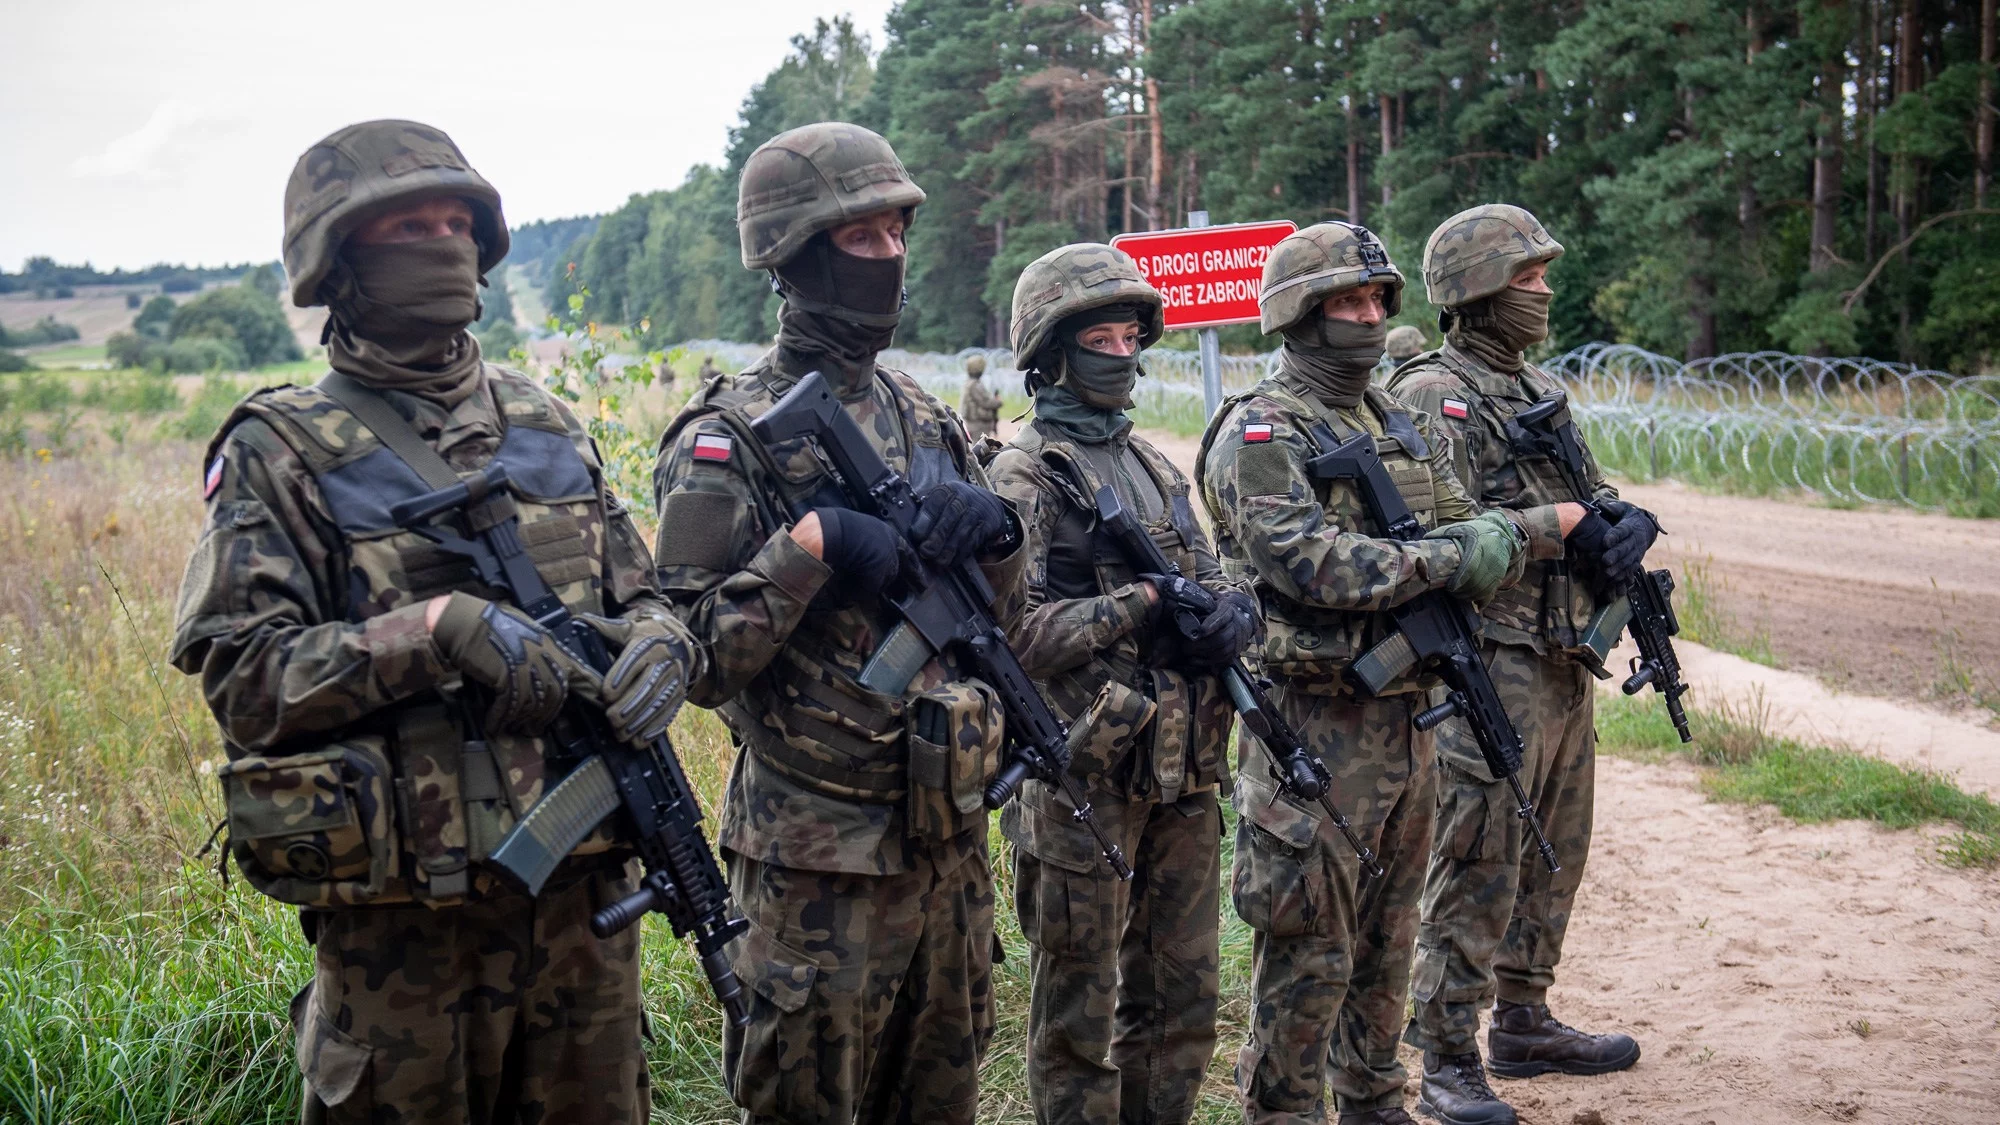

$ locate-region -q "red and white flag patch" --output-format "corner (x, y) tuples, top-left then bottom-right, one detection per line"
(691, 434), (734, 462)
(1440, 399), (1470, 419)
(1242, 423), (1275, 443)
(203, 456), (226, 498)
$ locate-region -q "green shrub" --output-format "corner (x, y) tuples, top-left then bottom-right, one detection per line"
(159, 336), (247, 374)
(167, 375), (247, 441)
(167, 286), (300, 368)
(0, 351), (27, 374)
(81, 373), (180, 414)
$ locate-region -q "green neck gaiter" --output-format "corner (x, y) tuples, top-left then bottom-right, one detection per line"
(324, 237), (485, 407)
(1280, 313), (1385, 406)
(1033, 381), (1131, 445)
(1058, 341), (1142, 410)
(1449, 286), (1552, 373)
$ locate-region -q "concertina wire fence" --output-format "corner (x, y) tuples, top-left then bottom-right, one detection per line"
(667, 339), (2000, 514)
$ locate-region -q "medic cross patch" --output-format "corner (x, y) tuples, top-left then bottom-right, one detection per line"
(1242, 423), (1274, 443)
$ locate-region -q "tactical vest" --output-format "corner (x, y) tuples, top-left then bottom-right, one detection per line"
(1007, 421), (1230, 803)
(1199, 376), (1441, 696)
(660, 364), (1003, 838)
(212, 368), (617, 910)
(1416, 346), (1602, 654)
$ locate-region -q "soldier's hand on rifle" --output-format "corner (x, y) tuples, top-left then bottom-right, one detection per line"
(910, 481), (1018, 567)
(1425, 511), (1519, 602)
(427, 592), (602, 734)
(579, 612), (700, 746)
(1179, 588), (1257, 670)
(1596, 498), (1660, 584)
(800, 508), (909, 598)
(1565, 505), (1614, 569)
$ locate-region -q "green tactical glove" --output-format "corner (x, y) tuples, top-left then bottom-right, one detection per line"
(1425, 511), (1520, 603)
(579, 612), (702, 746)
(431, 592), (601, 734)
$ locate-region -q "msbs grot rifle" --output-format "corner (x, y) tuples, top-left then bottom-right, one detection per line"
(1509, 394), (1692, 743)
(1306, 428), (1560, 874)
(749, 371), (1133, 881)
(1093, 486), (1383, 878)
(390, 462), (750, 1026)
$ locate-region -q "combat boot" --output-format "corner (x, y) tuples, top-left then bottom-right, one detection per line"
(1417, 1052), (1516, 1125)
(1340, 1108), (1417, 1125)
(1486, 1002), (1641, 1077)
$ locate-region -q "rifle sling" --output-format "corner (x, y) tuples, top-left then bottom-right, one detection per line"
(318, 372), (464, 491)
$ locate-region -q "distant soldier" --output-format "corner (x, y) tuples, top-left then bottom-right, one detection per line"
(1386, 324), (1427, 364)
(1197, 222), (1526, 1125)
(986, 243), (1251, 1125)
(171, 120), (699, 1124)
(698, 353), (724, 381)
(651, 122), (1023, 1125)
(1387, 205), (1655, 1125)
(961, 353), (1001, 439)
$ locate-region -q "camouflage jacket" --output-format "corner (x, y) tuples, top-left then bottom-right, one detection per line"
(986, 417), (1236, 807)
(961, 378), (1002, 427)
(170, 365), (674, 905)
(1197, 374), (1524, 695)
(1385, 341), (1616, 656)
(652, 348), (1027, 876)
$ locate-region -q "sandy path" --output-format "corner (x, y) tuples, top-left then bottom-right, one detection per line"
(1425, 751), (2000, 1125)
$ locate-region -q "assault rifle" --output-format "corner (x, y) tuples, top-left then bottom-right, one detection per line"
(1510, 394), (1692, 743)
(1093, 486), (1383, 878)
(750, 371), (1133, 881)
(1306, 428), (1560, 874)
(390, 462), (751, 1027)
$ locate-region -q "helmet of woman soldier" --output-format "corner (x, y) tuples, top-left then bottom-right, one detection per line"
(282, 120), (508, 308)
(1421, 204), (1564, 309)
(737, 122), (927, 271)
(1009, 243), (1164, 369)
(1258, 222), (1405, 334)
(965, 354), (987, 376)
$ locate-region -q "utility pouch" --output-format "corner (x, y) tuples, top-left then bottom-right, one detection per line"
(219, 737), (397, 908)
(1065, 677), (1157, 793)
(1189, 672), (1234, 796)
(906, 679), (1005, 840)
(392, 704), (476, 903)
(1145, 670), (1191, 803)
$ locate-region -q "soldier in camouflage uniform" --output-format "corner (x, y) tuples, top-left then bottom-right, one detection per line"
(650, 122), (1026, 1125)
(1386, 205), (1653, 1125)
(170, 120), (702, 1125)
(960, 353), (1002, 440)
(987, 243), (1252, 1125)
(1385, 325), (1428, 365)
(1195, 223), (1529, 1125)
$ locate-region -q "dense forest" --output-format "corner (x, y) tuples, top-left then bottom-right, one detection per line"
(546, 1), (1999, 371)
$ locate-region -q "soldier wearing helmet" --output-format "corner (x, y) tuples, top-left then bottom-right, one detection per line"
(984, 243), (1248, 1124)
(1386, 324), (1428, 364)
(170, 120), (700, 1124)
(650, 122), (1025, 1124)
(959, 353), (1001, 440)
(1195, 221), (1528, 1125)
(1386, 205), (1652, 1125)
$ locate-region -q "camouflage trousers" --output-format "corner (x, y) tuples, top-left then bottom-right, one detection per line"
(1006, 788), (1223, 1125)
(722, 836), (997, 1125)
(1404, 641), (1596, 1056)
(1231, 688), (1436, 1122)
(294, 861), (648, 1125)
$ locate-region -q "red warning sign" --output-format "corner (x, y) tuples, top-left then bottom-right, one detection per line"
(1111, 220), (1297, 330)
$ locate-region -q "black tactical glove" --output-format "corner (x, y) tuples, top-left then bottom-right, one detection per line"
(813, 507), (907, 599)
(1179, 588), (1257, 670)
(579, 612), (699, 746)
(909, 481), (1017, 567)
(1565, 508), (1614, 571)
(1597, 499), (1660, 584)
(431, 592), (600, 734)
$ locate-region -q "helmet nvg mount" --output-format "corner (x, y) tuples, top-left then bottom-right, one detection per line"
(737, 122), (926, 271)
(282, 119), (507, 308)
(1009, 242), (1164, 369)
(1258, 222), (1405, 334)
(1421, 204), (1563, 309)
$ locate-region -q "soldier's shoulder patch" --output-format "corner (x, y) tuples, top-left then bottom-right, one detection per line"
(691, 433), (734, 462)
(1242, 422), (1275, 443)
(203, 456), (226, 498)
(1440, 399), (1470, 419)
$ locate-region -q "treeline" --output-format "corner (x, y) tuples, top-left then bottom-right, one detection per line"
(0, 257), (276, 297)
(543, 1), (1999, 371)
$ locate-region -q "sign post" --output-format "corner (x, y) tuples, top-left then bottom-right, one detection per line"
(1111, 215), (1297, 420)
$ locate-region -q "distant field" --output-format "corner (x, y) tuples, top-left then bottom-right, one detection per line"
(24, 343), (108, 369)
(0, 286), (182, 347)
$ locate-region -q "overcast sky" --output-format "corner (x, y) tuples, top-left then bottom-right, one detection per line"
(0, 0), (898, 272)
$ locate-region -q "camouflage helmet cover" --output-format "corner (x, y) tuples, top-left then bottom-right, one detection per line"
(1258, 222), (1405, 334)
(737, 122), (927, 270)
(1422, 203), (1564, 308)
(1385, 324), (1427, 359)
(1010, 242), (1164, 369)
(282, 120), (508, 308)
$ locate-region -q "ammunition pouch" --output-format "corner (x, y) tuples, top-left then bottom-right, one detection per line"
(220, 737), (398, 908)
(906, 679), (1006, 841)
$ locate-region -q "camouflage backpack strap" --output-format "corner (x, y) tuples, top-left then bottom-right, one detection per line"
(879, 367), (964, 492)
(1362, 384), (1433, 461)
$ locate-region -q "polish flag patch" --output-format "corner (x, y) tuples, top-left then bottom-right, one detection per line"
(1242, 423), (1275, 443)
(1440, 399), (1470, 419)
(203, 456), (226, 498)
(691, 434), (734, 462)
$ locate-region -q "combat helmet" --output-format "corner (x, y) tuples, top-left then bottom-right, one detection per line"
(1422, 204), (1563, 309)
(283, 120), (507, 308)
(737, 122), (926, 270)
(1010, 243), (1163, 370)
(1385, 324), (1427, 360)
(1258, 222), (1404, 334)
(965, 354), (987, 376)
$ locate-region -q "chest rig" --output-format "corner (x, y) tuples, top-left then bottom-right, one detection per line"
(666, 364), (984, 809)
(1425, 347), (1602, 653)
(218, 368), (613, 907)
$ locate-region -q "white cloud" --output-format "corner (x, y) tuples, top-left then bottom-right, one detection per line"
(70, 100), (206, 180)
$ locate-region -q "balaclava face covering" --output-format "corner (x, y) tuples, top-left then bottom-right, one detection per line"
(1030, 306), (1145, 444)
(323, 235), (485, 407)
(1280, 304), (1387, 407)
(1449, 283), (1553, 373)
(773, 230), (906, 395)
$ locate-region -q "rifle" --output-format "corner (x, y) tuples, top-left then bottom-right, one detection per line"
(389, 461), (751, 1027)
(749, 371), (1133, 881)
(1510, 394), (1692, 743)
(1092, 486), (1383, 878)
(1306, 428), (1560, 874)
